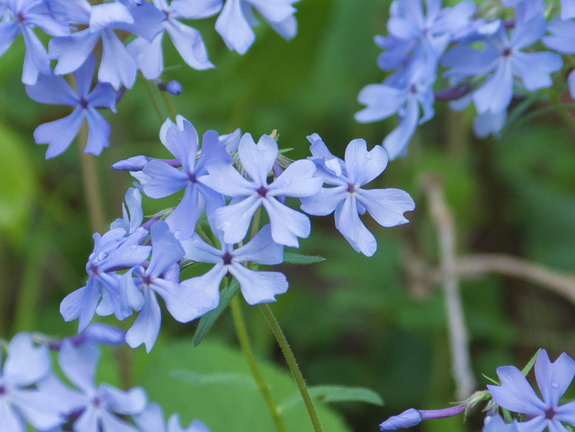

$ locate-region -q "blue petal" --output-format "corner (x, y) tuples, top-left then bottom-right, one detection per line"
(58, 341), (99, 393)
(487, 366), (546, 416)
(153, 278), (215, 323)
(25, 72), (76, 105)
(262, 197), (311, 247)
(473, 61), (513, 114)
(534, 350), (575, 406)
(128, 34), (164, 80)
(140, 160), (188, 198)
(215, 0), (255, 54)
(269, 159), (322, 197)
(51, 30), (99, 76)
(89, 2), (133, 33)
(84, 107), (112, 155)
(357, 188), (415, 228)
(165, 19), (214, 70)
(171, 0), (222, 18)
(99, 29), (138, 89)
(344, 140), (388, 187)
(355, 84), (406, 123)
(214, 195), (261, 244)
(233, 225), (284, 265)
(239, 133), (278, 186)
(335, 195), (377, 256)
(147, 221), (185, 278)
(512, 51), (562, 90)
(229, 264), (288, 305)
(34, 109), (85, 159)
(126, 289), (162, 352)
(300, 186), (348, 216)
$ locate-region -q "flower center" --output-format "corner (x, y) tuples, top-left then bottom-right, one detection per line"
(256, 186), (268, 198)
(222, 251), (233, 266)
(545, 406), (556, 420)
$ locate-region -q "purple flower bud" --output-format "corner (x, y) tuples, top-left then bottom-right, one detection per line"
(380, 405), (466, 431)
(157, 80), (183, 95)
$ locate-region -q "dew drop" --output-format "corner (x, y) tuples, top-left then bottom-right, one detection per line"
(130, 245), (137, 250)
(551, 381), (560, 389)
(366, 154), (372, 160)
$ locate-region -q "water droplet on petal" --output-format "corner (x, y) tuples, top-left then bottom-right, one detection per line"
(130, 245), (137, 250)
(551, 381), (560, 389)
(366, 154), (372, 160)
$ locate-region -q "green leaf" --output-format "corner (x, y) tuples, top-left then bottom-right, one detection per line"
(171, 370), (256, 388)
(283, 252), (326, 265)
(136, 338), (350, 432)
(0, 122), (36, 244)
(193, 280), (240, 347)
(521, 349), (542, 376)
(280, 385), (384, 411)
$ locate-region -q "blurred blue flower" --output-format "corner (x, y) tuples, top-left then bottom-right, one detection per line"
(443, 9), (562, 115)
(128, 0), (221, 80)
(136, 403), (210, 432)
(200, 133), (322, 247)
(356, 65), (435, 159)
(57, 340), (147, 432)
(49, 0), (164, 89)
(301, 134), (415, 257)
(215, 0), (299, 54)
(543, 18), (575, 97)
(181, 224), (288, 306)
(26, 55), (117, 158)
(0, 333), (63, 432)
(488, 350), (575, 432)
(0, 0), (69, 84)
(482, 415), (519, 432)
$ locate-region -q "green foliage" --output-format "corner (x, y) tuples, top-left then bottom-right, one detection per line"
(137, 338), (350, 432)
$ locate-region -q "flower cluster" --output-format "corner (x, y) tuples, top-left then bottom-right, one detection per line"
(356, 0), (573, 159)
(0, 0), (300, 158)
(0, 326), (209, 432)
(378, 350), (575, 432)
(61, 115), (415, 351)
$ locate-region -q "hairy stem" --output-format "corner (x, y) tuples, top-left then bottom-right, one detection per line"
(230, 296), (287, 432)
(259, 303), (323, 432)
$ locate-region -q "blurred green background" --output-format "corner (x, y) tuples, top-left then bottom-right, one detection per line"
(1, 0), (575, 431)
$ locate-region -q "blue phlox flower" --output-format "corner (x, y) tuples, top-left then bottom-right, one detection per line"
(215, 0), (299, 55)
(301, 134), (415, 257)
(0, 0), (69, 84)
(379, 405), (466, 431)
(60, 227), (151, 332)
(443, 10), (562, 115)
(49, 0), (164, 89)
(26, 55), (117, 158)
(124, 221), (215, 352)
(128, 0), (221, 80)
(543, 18), (575, 97)
(135, 403), (210, 432)
(356, 65), (435, 160)
(199, 132), (323, 247)
(181, 224), (288, 306)
(385, 0), (476, 73)
(111, 187), (144, 236)
(502, 0), (544, 21)
(0, 333), (64, 432)
(488, 349), (575, 432)
(57, 340), (147, 432)
(561, 0), (575, 19)
(483, 415), (519, 432)
(132, 115), (230, 239)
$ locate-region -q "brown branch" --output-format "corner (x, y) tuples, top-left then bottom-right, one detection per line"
(420, 174), (476, 400)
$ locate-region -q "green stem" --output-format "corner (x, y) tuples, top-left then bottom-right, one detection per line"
(230, 296), (287, 432)
(259, 303), (323, 432)
(160, 90), (178, 121)
(79, 124), (106, 234)
(143, 79), (166, 123)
